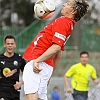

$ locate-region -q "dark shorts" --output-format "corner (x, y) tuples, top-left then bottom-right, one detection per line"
(0, 88), (20, 100)
(0, 97), (20, 100)
(72, 89), (88, 100)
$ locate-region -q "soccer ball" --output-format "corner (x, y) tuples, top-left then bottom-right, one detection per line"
(34, 0), (55, 19)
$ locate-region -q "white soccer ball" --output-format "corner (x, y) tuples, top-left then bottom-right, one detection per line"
(34, 0), (55, 19)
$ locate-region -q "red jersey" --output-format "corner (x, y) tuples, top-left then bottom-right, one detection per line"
(23, 16), (75, 67)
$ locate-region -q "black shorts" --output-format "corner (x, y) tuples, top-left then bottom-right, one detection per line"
(0, 88), (20, 100)
(0, 97), (20, 100)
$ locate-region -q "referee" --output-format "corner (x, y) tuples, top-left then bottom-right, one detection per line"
(64, 51), (98, 100)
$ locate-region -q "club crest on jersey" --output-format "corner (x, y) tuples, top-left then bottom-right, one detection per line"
(13, 61), (18, 66)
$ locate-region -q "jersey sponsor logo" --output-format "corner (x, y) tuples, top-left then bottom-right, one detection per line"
(54, 32), (66, 41)
(3, 68), (17, 78)
(1, 61), (5, 65)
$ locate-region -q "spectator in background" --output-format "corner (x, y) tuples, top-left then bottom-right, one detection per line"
(0, 35), (26, 100)
(64, 51), (98, 100)
(51, 86), (61, 100)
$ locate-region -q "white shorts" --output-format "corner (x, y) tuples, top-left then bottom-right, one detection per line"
(23, 60), (53, 100)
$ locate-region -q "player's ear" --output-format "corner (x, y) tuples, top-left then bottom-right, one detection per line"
(4, 43), (6, 47)
(71, 9), (77, 15)
(15, 43), (16, 48)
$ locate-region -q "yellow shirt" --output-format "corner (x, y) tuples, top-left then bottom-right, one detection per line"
(65, 63), (97, 91)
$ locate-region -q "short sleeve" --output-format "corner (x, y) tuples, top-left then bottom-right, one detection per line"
(20, 58), (26, 72)
(52, 18), (71, 47)
(91, 67), (97, 79)
(65, 65), (75, 77)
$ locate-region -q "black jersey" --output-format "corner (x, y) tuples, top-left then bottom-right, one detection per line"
(0, 53), (26, 90)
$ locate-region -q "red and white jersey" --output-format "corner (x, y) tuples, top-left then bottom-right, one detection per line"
(23, 16), (75, 67)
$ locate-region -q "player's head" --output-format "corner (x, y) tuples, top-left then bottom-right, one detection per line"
(53, 86), (59, 91)
(61, 0), (89, 22)
(80, 51), (89, 65)
(4, 35), (16, 54)
(73, 0), (89, 22)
